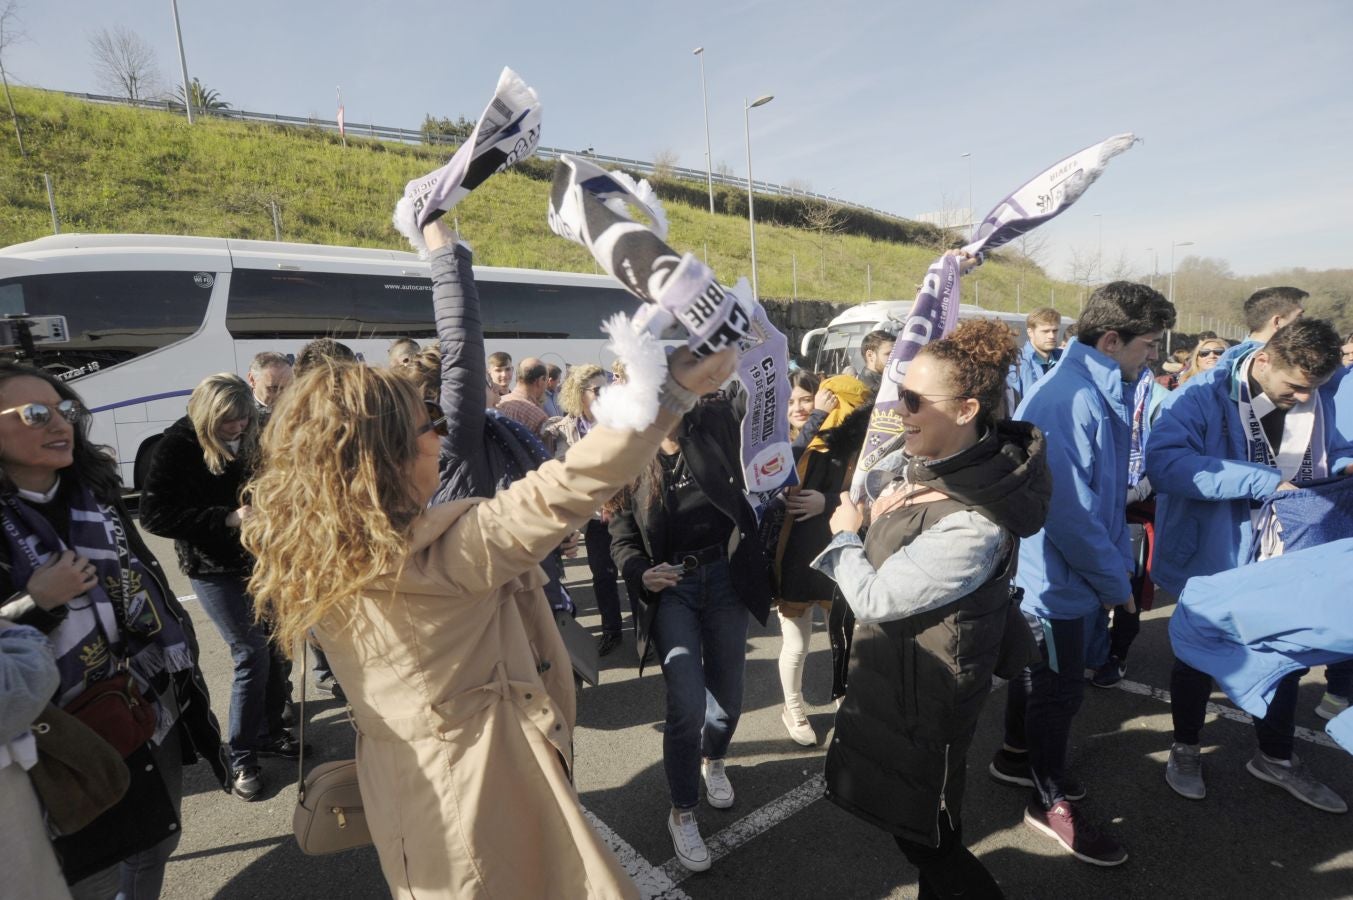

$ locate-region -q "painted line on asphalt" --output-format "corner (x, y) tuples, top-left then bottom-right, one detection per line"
(1118, 678), (1338, 750)
(659, 774), (827, 888)
(581, 804), (692, 900)
(178, 593), (198, 603)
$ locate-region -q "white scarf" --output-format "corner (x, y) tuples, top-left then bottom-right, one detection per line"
(1236, 353), (1327, 484)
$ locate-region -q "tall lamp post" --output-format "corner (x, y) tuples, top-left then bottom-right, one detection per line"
(171, 0), (194, 124)
(960, 151), (973, 232)
(693, 47), (714, 215)
(1168, 239), (1194, 353)
(745, 93), (774, 299)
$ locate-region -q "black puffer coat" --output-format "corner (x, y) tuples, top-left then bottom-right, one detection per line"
(139, 417), (253, 578)
(824, 421), (1049, 846)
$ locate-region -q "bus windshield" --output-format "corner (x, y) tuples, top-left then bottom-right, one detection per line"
(0, 271), (213, 381)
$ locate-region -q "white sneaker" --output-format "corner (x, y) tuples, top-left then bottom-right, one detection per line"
(701, 758), (735, 809)
(782, 704), (817, 747)
(667, 808), (710, 872)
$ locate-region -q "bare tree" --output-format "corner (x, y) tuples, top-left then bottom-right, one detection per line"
(88, 25), (160, 101)
(801, 199), (847, 283)
(0, 0), (25, 157)
(651, 148), (679, 180)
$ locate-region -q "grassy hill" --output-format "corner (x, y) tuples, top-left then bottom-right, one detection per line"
(0, 88), (1080, 313)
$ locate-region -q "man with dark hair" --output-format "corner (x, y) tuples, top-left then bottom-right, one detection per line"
(1008, 307), (1063, 403)
(856, 329), (895, 394)
(542, 363), (564, 417)
(294, 338), (357, 376)
(1243, 287), (1307, 342)
(496, 356), (550, 437)
(247, 351), (293, 422)
(1148, 317), (1352, 813)
(993, 281), (1174, 867)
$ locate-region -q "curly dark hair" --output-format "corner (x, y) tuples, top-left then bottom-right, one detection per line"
(917, 318), (1020, 428)
(1264, 318), (1342, 380)
(1076, 281), (1176, 348)
(0, 361), (122, 501)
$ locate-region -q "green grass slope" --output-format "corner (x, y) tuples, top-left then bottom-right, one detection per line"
(0, 88), (1079, 312)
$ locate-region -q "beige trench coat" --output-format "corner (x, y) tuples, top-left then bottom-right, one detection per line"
(314, 421), (669, 899)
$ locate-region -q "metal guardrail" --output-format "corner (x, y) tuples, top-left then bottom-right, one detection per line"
(59, 90), (917, 225)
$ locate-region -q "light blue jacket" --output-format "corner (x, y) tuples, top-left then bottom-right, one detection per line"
(1014, 340), (1133, 620)
(1145, 346), (1353, 595)
(1006, 341), (1061, 406)
(1169, 538), (1353, 754)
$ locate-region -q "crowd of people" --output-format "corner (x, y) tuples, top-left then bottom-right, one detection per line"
(1, 200), (1350, 900)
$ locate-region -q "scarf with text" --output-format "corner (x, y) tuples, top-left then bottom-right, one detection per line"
(1236, 352), (1326, 485)
(852, 133), (1140, 499)
(0, 484), (192, 744)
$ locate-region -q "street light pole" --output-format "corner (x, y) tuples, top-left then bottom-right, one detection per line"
(170, 0), (194, 125)
(960, 152), (973, 232)
(1168, 239), (1194, 319)
(745, 94), (774, 300)
(693, 47), (714, 215)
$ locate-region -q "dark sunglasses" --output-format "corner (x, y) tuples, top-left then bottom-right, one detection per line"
(416, 401), (449, 438)
(899, 388), (964, 415)
(0, 399), (86, 427)
(1196, 348), (1224, 358)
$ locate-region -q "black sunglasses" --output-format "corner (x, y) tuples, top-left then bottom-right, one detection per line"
(0, 399), (86, 428)
(899, 389), (965, 415)
(1196, 348), (1224, 358)
(416, 401), (449, 438)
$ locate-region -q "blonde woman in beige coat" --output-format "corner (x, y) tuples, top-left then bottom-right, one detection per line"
(244, 314), (733, 896)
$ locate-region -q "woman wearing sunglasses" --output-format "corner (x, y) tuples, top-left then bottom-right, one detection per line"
(140, 373), (298, 803)
(242, 246), (735, 897)
(812, 319), (1051, 899)
(1180, 337), (1228, 384)
(0, 361), (229, 897)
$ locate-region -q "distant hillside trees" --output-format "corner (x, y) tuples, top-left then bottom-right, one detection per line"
(88, 25), (160, 101)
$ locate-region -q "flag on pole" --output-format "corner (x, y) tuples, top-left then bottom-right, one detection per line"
(851, 133), (1141, 500)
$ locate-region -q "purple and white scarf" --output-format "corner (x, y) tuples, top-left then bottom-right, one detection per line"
(852, 133), (1140, 499)
(393, 67), (542, 257)
(0, 484), (193, 745)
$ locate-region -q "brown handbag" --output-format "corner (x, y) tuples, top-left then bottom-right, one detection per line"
(291, 642), (372, 855)
(28, 703), (131, 835)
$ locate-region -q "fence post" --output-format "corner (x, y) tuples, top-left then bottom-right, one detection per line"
(270, 201), (282, 241)
(43, 174), (59, 234)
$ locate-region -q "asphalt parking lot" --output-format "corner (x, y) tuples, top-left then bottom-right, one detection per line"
(140, 523), (1353, 900)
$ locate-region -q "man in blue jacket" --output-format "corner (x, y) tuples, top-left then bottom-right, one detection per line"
(1209, 286), (1306, 374)
(993, 281), (1175, 867)
(1148, 318), (1353, 813)
(1006, 307), (1063, 405)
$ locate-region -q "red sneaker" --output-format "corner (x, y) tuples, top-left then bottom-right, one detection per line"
(1023, 799), (1128, 867)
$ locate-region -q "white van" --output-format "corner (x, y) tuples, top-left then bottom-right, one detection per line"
(0, 234), (639, 488)
(799, 300), (1073, 374)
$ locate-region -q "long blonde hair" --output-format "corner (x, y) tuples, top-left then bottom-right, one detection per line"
(1180, 338), (1228, 384)
(187, 373), (258, 475)
(242, 360), (425, 655)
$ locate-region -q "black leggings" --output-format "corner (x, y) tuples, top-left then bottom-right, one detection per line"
(894, 819), (1004, 900)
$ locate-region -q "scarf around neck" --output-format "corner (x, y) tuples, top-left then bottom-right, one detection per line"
(1235, 353), (1327, 484)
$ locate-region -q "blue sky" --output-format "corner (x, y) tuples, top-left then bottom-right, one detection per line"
(7, 0), (1352, 281)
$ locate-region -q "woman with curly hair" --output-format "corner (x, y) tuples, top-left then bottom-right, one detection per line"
(813, 319), (1051, 899)
(141, 373), (297, 802)
(243, 222), (735, 896)
(543, 365), (631, 656)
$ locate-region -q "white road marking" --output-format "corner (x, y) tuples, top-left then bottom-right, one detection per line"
(1118, 678), (1338, 750)
(581, 804), (692, 900)
(178, 593), (197, 603)
(660, 774), (827, 887)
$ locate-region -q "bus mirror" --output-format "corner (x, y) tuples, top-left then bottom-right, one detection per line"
(800, 327), (825, 360)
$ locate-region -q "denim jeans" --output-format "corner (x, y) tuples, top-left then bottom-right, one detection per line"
(69, 726), (183, 900)
(191, 574), (278, 769)
(585, 518), (632, 636)
(1326, 659), (1353, 699)
(895, 819), (1004, 900)
(650, 558), (749, 809)
(1003, 612), (1085, 809)
(1171, 659), (1303, 760)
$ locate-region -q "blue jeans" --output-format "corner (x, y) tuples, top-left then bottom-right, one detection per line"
(650, 558), (750, 810)
(1003, 612), (1085, 809)
(192, 574), (275, 769)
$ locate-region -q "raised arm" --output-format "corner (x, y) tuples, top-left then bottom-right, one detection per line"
(425, 222), (491, 498)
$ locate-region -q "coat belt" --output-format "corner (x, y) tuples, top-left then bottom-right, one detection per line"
(351, 663), (552, 744)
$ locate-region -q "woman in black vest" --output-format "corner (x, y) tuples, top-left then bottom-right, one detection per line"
(609, 397), (771, 874)
(812, 320), (1050, 899)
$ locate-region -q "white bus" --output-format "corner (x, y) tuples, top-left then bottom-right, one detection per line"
(799, 300), (1074, 375)
(0, 233), (641, 489)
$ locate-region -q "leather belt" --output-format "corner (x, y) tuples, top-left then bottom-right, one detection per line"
(668, 543), (725, 570)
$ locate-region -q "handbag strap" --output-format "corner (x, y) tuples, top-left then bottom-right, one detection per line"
(297, 640), (307, 803)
